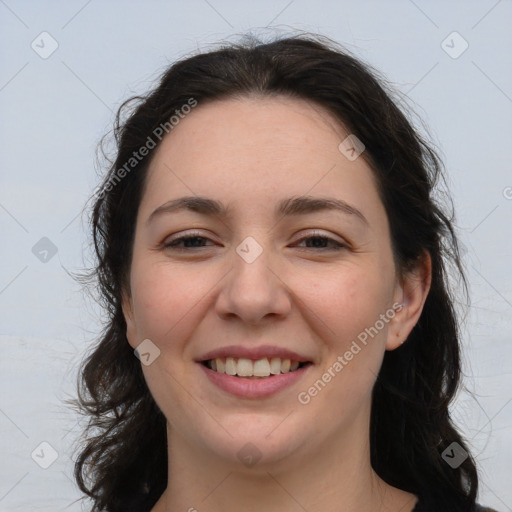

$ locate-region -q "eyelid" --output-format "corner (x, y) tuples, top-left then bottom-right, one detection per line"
(162, 229), (215, 246)
(293, 228), (345, 242)
(292, 230), (347, 249)
(162, 228), (348, 250)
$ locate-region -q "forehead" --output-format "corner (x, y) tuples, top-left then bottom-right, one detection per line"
(152, 95), (349, 173)
(140, 95), (385, 224)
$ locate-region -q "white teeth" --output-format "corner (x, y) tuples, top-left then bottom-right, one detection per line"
(270, 357), (281, 375)
(225, 357), (237, 376)
(236, 358), (253, 377)
(215, 358), (225, 374)
(253, 358), (271, 377)
(207, 357), (305, 377)
(280, 359), (291, 373)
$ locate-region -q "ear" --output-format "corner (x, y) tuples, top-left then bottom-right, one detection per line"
(386, 250), (432, 351)
(121, 289), (138, 349)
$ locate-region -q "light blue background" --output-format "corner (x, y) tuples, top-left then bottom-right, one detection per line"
(1, 1), (511, 510)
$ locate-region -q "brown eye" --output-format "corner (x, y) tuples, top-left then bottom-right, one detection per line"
(163, 231), (216, 250)
(293, 231), (346, 251)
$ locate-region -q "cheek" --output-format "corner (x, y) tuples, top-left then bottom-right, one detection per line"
(128, 260), (208, 345)
(297, 269), (391, 420)
(304, 263), (394, 344)
(129, 261), (212, 411)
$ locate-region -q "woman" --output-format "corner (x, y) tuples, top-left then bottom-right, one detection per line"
(74, 34), (498, 512)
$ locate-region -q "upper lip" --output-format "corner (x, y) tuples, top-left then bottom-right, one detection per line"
(197, 345), (312, 363)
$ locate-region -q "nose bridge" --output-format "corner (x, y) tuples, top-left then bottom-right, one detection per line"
(215, 234), (291, 323)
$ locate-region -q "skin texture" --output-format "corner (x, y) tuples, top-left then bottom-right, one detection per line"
(122, 96), (432, 512)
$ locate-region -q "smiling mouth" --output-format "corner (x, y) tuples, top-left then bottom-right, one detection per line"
(201, 357), (312, 379)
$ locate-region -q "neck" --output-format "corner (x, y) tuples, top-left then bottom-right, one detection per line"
(152, 416), (418, 512)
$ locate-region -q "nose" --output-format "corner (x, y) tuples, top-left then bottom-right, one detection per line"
(214, 242), (292, 326)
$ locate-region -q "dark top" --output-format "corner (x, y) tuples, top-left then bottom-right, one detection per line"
(412, 502), (498, 512)
(121, 497), (498, 512)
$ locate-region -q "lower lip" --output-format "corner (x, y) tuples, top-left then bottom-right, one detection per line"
(198, 363), (311, 399)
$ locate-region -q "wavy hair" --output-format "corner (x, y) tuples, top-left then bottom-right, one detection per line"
(74, 33), (478, 511)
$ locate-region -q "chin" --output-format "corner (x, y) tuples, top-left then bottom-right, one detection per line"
(197, 415), (310, 470)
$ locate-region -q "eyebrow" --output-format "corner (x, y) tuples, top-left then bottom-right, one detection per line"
(147, 195), (369, 226)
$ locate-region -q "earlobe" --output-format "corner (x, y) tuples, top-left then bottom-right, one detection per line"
(121, 291), (137, 349)
(386, 251), (432, 351)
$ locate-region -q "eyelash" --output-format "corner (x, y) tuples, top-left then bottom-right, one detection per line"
(163, 230), (346, 251)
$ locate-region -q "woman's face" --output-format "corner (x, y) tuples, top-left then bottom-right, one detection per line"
(123, 96), (426, 470)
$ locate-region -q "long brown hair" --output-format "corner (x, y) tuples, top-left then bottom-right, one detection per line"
(74, 33), (477, 511)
